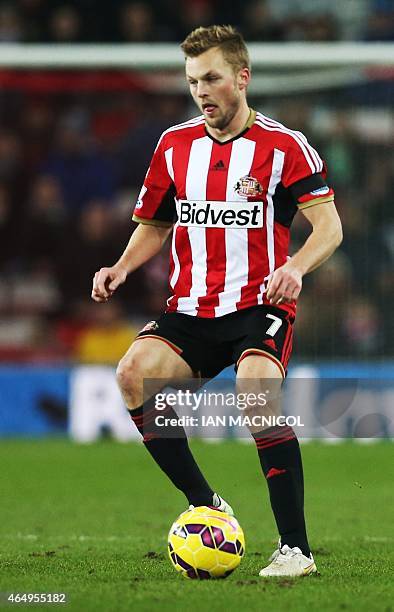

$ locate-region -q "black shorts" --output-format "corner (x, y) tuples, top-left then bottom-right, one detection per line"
(135, 305), (295, 379)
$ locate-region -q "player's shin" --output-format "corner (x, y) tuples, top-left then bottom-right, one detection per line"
(128, 397), (214, 507)
(253, 425), (310, 557)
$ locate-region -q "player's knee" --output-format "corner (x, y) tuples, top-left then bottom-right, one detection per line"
(116, 347), (159, 395)
(116, 353), (141, 395)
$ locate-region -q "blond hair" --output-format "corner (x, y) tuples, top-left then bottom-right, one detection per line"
(181, 25), (250, 74)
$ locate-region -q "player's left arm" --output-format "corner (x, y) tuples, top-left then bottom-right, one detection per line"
(266, 201), (343, 305)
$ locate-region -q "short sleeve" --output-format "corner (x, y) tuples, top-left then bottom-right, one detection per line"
(289, 173), (335, 210)
(282, 133), (334, 210)
(282, 132), (325, 187)
(132, 137), (177, 227)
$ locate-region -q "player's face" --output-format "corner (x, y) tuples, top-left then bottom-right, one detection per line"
(186, 47), (248, 131)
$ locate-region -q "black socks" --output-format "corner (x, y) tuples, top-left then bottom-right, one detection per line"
(129, 403), (214, 507)
(254, 425), (311, 557)
(129, 402), (310, 557)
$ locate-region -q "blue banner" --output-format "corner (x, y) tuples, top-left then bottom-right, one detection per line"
(0, 366), (69, 436)
(0, 363), (393, 439)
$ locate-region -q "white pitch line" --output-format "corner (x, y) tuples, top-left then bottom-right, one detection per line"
(0, 534), (138, 541)
(1, 534), (393, 543)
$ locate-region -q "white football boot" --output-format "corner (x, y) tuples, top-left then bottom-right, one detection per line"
(259, 541), (317, 577)
(187, 493), (234, 516)
(210, 493), (234, 516)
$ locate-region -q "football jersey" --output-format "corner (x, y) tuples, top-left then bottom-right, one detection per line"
(132, 110), (334, 318)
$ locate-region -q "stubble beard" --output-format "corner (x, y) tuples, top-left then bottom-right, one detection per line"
(203, 91), (241, 132)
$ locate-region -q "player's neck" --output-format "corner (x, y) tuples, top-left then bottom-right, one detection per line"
(206, 103), (252, 143)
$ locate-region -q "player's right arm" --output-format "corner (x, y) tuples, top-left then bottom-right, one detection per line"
(91, 132), (176, 303)
(91, 224), (173, 302)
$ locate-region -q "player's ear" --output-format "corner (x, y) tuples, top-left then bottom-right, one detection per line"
(237, 67), (250, 91)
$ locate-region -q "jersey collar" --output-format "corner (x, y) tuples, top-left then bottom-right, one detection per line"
(204, 108), (256, 146)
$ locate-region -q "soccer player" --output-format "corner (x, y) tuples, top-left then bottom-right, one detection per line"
(92, 25), (342, 577)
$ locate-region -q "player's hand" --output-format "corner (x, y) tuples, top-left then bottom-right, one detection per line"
(91, 265), (128, 303)
(265, 261), (303, 305)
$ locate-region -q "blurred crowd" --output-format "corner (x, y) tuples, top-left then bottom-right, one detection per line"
(0, 85), (392, 365)
(0, 93), (180, 364)
(0, 0), (393, 44)
(0, 0), (393, 365)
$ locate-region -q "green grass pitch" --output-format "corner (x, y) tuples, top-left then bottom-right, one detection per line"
(1, 439), (393, 611)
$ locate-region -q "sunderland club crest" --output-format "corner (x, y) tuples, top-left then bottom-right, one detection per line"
(234, 175), (263, 198)
(140, 320), (159, 333)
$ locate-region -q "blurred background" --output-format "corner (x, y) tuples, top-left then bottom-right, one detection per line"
(0, 0), (393, 439)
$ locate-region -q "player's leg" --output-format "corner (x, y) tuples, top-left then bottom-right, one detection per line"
(236, 354), (316, 576)
(117, 336), (192, 409)
(117, 336), (228, 510)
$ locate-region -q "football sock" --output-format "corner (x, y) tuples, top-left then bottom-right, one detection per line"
(129, 402), (214, 507)
(253, 425), (311, 557)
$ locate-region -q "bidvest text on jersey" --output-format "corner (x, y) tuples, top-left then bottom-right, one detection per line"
(178, 200), (264, 228)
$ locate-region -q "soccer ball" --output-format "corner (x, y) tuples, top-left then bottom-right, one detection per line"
(167, 506), (245, 579)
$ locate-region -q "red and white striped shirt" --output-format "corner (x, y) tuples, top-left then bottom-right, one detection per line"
(132, 110), (334, 319)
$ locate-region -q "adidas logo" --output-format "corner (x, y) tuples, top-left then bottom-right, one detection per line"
(266, 467), (287, 479)
(211, 160), (226, 171)
(263, 338), (277, 352)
